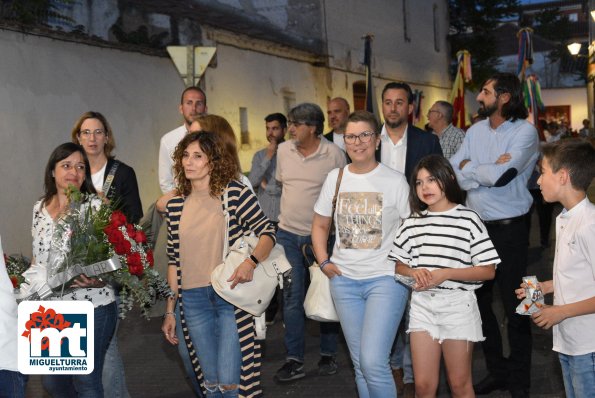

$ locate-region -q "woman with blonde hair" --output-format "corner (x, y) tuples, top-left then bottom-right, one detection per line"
(71, 111), (143, 223)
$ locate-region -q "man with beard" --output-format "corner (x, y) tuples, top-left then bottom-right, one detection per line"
(158, 86), (207, 194)
(376, 82), (442, 182)
(450, 72), (539, 398)
(248, 113), (286, 225)
(324, 97), (350, 152)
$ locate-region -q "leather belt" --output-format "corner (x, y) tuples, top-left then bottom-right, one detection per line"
(483, 214), (526, 226)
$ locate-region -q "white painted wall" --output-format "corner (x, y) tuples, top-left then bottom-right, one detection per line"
(0, 28), (184, 253)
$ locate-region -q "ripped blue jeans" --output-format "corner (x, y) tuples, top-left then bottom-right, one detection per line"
(182, 285), (241, 398)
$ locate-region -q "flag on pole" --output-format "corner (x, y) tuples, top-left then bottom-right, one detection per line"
(412, 90), (423, 125)
(363, 34), (379, 121)
(517, 28), (534, 80)
(449, 50), (472, 129)
(523, 74), (545, 137)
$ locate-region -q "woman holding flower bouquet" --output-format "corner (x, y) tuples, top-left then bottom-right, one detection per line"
(32, 143), (117, 398)
(162, 131), (276, 397)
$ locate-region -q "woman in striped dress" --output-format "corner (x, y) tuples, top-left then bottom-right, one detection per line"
(161, 131), (275, 398)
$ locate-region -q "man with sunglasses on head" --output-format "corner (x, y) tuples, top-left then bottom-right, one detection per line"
(274, 103), (346, 383)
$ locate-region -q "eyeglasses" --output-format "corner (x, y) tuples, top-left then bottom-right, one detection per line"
(79, 129), (106, 137)
(287, 120), (308, 127)
(343, 131), (375, 144)
(427, 110), (441, 118)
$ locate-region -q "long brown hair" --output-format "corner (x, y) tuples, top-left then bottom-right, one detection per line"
(409, 155), (465, 215)
(173, 131), (240, 197)
(42, 143), (96, 205)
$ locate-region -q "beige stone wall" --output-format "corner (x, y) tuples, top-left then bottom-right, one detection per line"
(0, 28), (184, 253)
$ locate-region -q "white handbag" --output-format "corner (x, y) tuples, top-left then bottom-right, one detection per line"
(303, 168), (343, 322)
(304, 259), (339, 322)
(211, 192), (291, 317)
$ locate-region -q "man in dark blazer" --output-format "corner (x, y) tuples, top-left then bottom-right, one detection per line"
(380, 81), (443, 397)
(375, 82), (442, 182)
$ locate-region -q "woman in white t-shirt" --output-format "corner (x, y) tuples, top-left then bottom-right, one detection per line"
(312, 111), (410, 398)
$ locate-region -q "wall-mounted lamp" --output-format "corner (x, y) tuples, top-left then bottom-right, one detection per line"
(591, 10), (595, 21)
(568, 42), (582, 56)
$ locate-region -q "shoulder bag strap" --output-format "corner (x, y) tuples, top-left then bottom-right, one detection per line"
(330, 167), (344, 231)
(102, 160), (120, 195)
(221, 189), (231, 259)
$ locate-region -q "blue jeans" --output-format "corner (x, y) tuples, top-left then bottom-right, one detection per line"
(43, 301), (117, 398)
(182, 286), (241, 398)
(559, 352), (595, 398)
(0, 370), (27, 398)
(330, 275), (408, 398)
(176, 303), (202, 396)
(277, 228), (339, 362)
(390, 302), (414, 383)
(102, 296), (130, 398)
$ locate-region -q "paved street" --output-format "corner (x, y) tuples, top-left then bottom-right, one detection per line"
(26, 211), (566, 397)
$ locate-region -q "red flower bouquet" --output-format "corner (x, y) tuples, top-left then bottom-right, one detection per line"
(19, 187), (172, 318)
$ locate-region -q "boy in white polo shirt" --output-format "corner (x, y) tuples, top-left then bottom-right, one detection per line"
(516, 139), (595, 398)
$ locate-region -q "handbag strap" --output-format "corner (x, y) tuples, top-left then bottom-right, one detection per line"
(301, 167), (344, 267)
(101, 160), (120, 194)
(330, 167), (344, 232)
(221, 189), (231, 259)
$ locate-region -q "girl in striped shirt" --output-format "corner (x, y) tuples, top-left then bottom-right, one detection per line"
(389, 155), (499, 398)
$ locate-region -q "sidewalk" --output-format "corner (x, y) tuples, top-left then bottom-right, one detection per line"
(25, 213), (566, 397)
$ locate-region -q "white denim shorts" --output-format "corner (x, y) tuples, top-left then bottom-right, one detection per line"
(407, 289), (484, 343)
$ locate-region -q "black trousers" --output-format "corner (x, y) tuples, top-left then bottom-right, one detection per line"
(527, 188), (555, 246)
(476, 219), (532, 390)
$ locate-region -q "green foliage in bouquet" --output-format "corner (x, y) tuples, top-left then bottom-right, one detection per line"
(51, 186), (173, 318)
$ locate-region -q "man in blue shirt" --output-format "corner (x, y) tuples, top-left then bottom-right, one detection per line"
(450, 72), (539, 398)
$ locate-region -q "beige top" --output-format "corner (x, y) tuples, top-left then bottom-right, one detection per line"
(179, 188), (225, 289)
(276, 136), (347, 236)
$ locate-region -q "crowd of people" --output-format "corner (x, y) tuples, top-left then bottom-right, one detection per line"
(1, 71), (594, 398)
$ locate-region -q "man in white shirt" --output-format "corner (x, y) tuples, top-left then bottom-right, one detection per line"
(158, 86), (207, 194)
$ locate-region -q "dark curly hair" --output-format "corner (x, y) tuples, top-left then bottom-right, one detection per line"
(173, 131), (240, 197)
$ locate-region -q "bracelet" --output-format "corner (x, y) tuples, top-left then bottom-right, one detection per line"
(246, 256), (257, 269)
(249, 254), (259, 266)
(319, 259), (331, 269)
(163, 311), (175, 319)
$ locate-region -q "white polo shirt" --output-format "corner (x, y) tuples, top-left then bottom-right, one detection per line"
(552, 198), (595, 356)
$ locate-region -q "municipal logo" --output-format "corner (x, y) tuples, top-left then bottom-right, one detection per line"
(18, 301), (94, 374)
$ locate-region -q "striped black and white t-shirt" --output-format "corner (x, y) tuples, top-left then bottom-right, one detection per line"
(389, 204), (500, 291)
